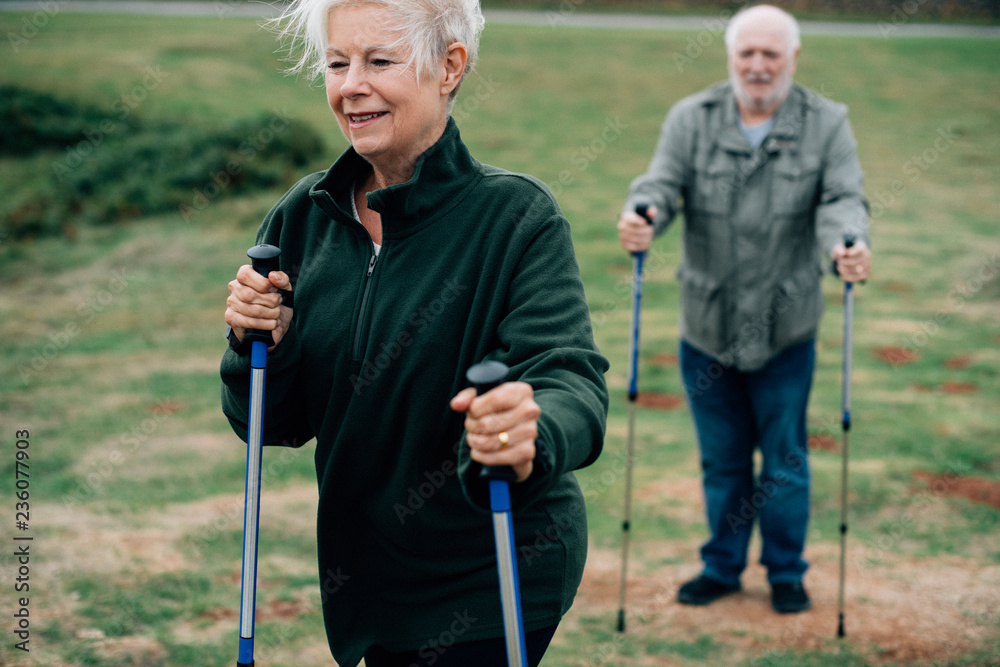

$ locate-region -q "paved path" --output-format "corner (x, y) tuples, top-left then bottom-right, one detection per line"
(2, 1), (999, 38)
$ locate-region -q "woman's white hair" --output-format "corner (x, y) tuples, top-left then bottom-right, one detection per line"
(272, 0), (485, 85)
(724, 4), (800, 56)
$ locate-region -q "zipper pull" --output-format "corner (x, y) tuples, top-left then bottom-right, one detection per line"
(367, 254), (377, 277)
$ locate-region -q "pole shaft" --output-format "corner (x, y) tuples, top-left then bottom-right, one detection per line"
(618, 247), (645, 633)
(238, 341), (267, 663)
(490, 481), (527, 667)
(837, 281), (854, 638)
(237, 244), (279, 666)
(465, 361), (526, 667)
(617, 402), (637, 633)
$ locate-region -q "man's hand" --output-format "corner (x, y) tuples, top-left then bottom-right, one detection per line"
(832, 240), (871, 282)
(617, 205), (657, 254)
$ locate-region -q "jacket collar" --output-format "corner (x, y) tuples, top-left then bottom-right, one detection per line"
(711, 82), (808, 154)
(308, 117), (482, 237)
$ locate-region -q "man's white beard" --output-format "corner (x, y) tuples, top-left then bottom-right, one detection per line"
(731, 68), (794, 116)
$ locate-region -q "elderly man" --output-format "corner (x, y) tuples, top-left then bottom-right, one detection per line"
(618, 4), (870, 614)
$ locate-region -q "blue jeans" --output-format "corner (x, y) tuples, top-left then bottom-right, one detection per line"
(680, 339), (814, 586)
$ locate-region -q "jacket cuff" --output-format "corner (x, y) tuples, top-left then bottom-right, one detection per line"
(457, 438), (557, 513)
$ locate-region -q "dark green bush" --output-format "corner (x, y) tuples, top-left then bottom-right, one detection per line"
(1, 86), (325, 240)
(0, 85), (142, 157)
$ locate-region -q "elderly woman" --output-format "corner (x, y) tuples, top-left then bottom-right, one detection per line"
(220, 0), (608, 664)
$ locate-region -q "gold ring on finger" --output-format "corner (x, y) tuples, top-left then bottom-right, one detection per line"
(498, 431), (509, 449)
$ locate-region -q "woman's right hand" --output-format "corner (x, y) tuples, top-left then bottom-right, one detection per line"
(225, 265), (293, 349)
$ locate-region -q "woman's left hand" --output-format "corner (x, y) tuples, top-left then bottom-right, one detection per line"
(450, 382), (540, 483)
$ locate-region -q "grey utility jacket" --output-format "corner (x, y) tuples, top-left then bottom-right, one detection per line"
(625, 82), (870, 371)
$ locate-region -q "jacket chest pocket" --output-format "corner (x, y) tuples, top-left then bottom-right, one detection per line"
(771, 153), (821, 216)
(691, 150), (737, 216)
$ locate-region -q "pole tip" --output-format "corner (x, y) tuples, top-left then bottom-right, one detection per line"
(617, 609), (626, 633)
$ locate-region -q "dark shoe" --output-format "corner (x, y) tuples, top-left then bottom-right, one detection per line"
(771, 581), (811, 613)
(677, 574), (741, 605)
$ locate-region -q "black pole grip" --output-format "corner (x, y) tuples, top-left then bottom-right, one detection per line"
(245, 244), (281, 345)
(248, 243), (281, 278)
(832, 234), (856, 277)
(466, 360), (509, 395)
(465, 361), (517, 483)
(634, 203), (653, 224)
(631, 203), (654, 261)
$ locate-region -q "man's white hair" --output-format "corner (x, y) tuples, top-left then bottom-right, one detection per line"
(272, 0), (484, 84)
(724, 4), (801, 56)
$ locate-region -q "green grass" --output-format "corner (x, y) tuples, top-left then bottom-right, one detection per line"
(1, 9), (999, 667)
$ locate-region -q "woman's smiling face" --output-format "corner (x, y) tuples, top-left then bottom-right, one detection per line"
(325, 4), (452, 179)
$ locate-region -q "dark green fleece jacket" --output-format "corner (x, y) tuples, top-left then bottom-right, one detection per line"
(221, 119), (609, 666)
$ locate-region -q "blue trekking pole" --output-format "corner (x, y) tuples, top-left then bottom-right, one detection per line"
(834, 235), (856, 639)
(237, 244), (281, 667)
(617, 203), (653, 633)
(466, 360), (528, 667)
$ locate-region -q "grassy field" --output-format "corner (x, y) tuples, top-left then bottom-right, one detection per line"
(1, 8), (999, 667)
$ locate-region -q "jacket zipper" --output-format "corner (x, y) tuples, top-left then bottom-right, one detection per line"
(352, 251), (378, 361)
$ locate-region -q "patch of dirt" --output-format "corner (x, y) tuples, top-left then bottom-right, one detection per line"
(944, 355), (974, 369)
(941, 381), (978, 393)
(632, 477), (706, 527)
(649, 353), (678, 366)
(151, 399), (187, 416)
(913, 471), (1000, 509)
(576, 543), (1000, 666)
(912, 381), (979, 394)
(91, 636), (168, 665)
(882, 280), (914, 294)
(872, 346), (919, 365)
(636, 393), (684, 410)
(38, 475), (318, 579)
(199, 597), (306, 623)
(197, 606), (237, 621)
(808, 433), (839, 452)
